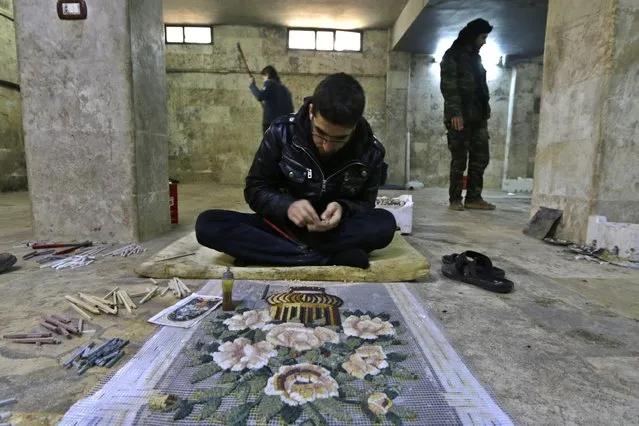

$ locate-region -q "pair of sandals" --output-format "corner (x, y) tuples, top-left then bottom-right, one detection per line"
(441, 251), (514, 293)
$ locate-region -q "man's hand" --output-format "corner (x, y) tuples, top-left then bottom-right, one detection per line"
(451, 116), (464, 131)
(287, 200), (321, 228)
(307, 202), (343, 233)
(249, 77), (255, 86)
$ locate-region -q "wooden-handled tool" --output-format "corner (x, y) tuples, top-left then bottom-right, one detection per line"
(55, 240), (92, 255)
(236, 42), (253, 79)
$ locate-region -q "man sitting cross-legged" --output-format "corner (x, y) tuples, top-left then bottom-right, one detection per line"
(195, 73), (396, 269)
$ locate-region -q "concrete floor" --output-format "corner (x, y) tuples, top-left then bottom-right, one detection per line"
(1, 183), (638, 425)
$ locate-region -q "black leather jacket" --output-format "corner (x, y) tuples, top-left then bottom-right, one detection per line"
(244, 101), (386, 224)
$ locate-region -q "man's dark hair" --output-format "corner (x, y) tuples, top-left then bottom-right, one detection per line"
(455, 18), (493, 46)
(311, 73), (365, 127)
(261, 65), (280, 82)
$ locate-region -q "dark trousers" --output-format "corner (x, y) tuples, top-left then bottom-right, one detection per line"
(447, 122), (490, 202)
(195, 209), (397, 266)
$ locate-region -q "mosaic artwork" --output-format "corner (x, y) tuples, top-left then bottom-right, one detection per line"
(152, 305), (420, 424)
(60, 281), (512, 426)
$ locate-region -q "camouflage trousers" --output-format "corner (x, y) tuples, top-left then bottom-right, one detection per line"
(446, 122), (490, 202)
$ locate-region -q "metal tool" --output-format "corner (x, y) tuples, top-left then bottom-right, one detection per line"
(32, 242), (85, 249)
(103, 243), (145, 257)
(23, 249), (55, 260)
(54, 241), (92, 255)
(0, 398), (16, 407)
(155, 252), (196, 262)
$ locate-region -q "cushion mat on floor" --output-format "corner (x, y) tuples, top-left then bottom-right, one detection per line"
(134, 231), (429, 282)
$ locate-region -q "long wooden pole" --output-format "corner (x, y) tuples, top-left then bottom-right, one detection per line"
(236, 42), (253, 78)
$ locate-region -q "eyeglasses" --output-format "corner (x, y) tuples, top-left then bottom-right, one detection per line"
(311, 117), (353, 145)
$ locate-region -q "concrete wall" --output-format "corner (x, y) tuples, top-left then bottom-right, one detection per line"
(166, 26), (390, 185)
(595, 0), (639, 225)
(532, 0), (639, 243)
(508, 58), (543, 179)
(407, 55), (513, 189)
(0, 0), (25, 191)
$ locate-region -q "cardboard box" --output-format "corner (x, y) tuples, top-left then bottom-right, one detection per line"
(376, 194), (413, 234)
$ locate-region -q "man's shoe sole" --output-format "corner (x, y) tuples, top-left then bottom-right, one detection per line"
(449, 205), (465, 211)
(464, 204), (496, 210)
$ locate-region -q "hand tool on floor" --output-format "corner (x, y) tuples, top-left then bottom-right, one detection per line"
(103, 243), (145, 257)
(32, 242), (85, 249)
(23, 249), (55, 260)
(155, 252), (196, 262)
(36, 254), (68, 265)
(55, 241), (92, 255)
(0, 398), (17, 407)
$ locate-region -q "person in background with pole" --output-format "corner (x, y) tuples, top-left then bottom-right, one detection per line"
(249, 65), (295, 133)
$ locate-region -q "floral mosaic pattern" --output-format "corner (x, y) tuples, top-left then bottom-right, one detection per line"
(264, 323), (339, 352)
(343, 315), (395, 340)
(155, 307), (420, 424)
(342, 345), (389, 379)
(264, 363), (339, 406)
(212, 338), (276, 371)
(224, 310), (273, 331)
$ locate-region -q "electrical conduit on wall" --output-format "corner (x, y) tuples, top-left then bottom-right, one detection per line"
(502, 67), (517, 190)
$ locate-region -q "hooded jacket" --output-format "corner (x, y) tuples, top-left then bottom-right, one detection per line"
(440, 19), (493, 124)
(244, 100), (385, 225)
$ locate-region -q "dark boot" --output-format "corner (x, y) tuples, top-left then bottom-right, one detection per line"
(449, 200), (465, 211)
(464, 198), (496, 210)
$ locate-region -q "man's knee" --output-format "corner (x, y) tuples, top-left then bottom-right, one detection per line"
(450, 157), (467, 172)
(449, 145), (467, 168)
(371, 208), (397, 245)
(195, 209), (230, 244)
(469, 154), (490, 171)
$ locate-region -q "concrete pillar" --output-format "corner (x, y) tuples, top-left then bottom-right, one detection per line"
(384, 50), (410, 186)
(0, 0), (25, 191)
(532, 0), (639, 243)
(14, 0), (169, 242)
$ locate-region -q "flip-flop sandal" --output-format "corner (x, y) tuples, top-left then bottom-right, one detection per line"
(441, 252), (514, 293)
(442, 251), (506, 279)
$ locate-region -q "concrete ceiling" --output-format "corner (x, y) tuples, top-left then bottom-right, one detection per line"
(163, 0), (410, 30)
(395, 0), (548, 58)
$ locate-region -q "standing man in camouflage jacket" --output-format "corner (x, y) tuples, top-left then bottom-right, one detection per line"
(440, 18), (496, 211)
